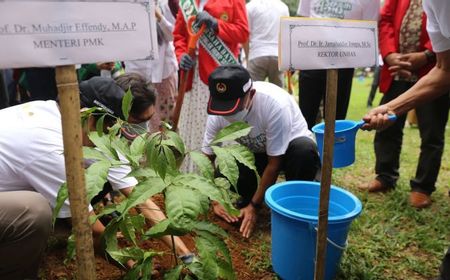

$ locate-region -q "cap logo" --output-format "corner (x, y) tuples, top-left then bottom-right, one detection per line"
(216, 82), (227, 93)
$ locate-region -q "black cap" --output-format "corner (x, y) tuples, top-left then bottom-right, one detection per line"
(207, 64), (252, 115)
(79, 77), (126, 120)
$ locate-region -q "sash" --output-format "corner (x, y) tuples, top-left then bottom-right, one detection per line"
(179, 0), (238, 65)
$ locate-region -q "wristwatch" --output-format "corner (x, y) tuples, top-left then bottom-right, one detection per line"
(424, 49), (436, 62)
(250, 200), (261, 209)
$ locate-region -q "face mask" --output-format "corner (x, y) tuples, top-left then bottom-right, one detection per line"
(223, 108), (249, 123)
(122, 120), (150, 140)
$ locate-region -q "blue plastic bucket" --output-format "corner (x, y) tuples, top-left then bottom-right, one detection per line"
(265, 181), (362, 280)
(312, 120), (362, 168)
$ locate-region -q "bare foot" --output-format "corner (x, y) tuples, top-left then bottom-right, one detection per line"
(212, 201), (239, 223)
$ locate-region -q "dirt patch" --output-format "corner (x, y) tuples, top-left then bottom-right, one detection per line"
(41, 204), (276, 279)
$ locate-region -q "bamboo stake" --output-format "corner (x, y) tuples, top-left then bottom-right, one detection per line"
(314, 69), (338, 280)
(56, 65), (97, 280)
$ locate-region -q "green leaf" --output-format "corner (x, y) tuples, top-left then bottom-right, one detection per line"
(121, 176), (166, 215)
(187, 261), (210, 280)
(190, 151), (214, 181)
(227, 144), (259, 183)
(171, 174), (223, 208)
(119, 214), (145, 245)
(162, 130), (185, 155)
(128, 167), (158, 179)
(195, 236), (220, 279)
(111, 137), (130, 160)
(104, 218), (121, 258)
(130, 133), (147, 157)
(82, 147), (109, 161)
(165, 185), (203, 230)
(85, 160), (111, 202)
(162, 145), (177, 170)
(95, 114), (106, 136)
(64, 233), (76, 265)
(53, 182), (68, 224)
(88, 132), (119, 161)
(212, 146), (239, 189)
(108, 121), (122, 138)
(122, 87), (133, 121)
(196, 229), (232, 265)
(108, 247), (144, 265)
(156, 148), (168, 179)
(140, 254), (154, 280)
(193, 221), (228, 239)
(164, 265), (183, 280)
(144, 218), (189, 238)
(211, 122), (252, 145)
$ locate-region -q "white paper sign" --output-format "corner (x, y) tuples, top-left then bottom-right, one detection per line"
(0, 1), (157, 68)
(279, 18), (378, 70)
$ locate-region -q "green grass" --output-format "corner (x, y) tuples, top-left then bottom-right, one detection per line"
(332, 75), (450, 280)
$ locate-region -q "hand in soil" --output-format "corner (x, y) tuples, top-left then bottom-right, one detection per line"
(212, 200), (239, 223)
(239, 205), (257, 238)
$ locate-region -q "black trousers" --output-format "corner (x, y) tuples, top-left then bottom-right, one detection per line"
(299, 68), (355, 129)
(374, 80), (449, 194)
(234, 136), (321, 206)
(440, 247), (450, 280)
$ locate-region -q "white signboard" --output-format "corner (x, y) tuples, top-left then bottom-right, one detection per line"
(0, 1), (157, 68)
(279, 18), (378, 70)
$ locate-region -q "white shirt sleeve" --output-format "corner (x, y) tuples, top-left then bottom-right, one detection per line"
(424, 0), (450, 52)
(266, 107), (292, 156)
(201, 116), (223, 155)
(297, 0), (311, 16)
(107, 153), (138, 190)
(23, 150), (93, 218)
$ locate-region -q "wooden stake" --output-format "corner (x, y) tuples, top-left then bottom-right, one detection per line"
(314, 69), (338, 280)
(56, 65), (97, 280)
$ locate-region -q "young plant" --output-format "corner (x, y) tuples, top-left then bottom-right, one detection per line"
(54, 91), (258, 279)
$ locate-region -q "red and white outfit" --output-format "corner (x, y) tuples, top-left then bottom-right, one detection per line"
(173, 0), (249, 171)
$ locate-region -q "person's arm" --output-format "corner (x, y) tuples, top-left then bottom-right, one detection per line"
(239, 155), (281, 238)
(156, 4), (175, 41)
(173, 9), (188, 62)
(362, 49), (450, 130)
(242, 41), (249, 65)
(214, 0), (249, 45)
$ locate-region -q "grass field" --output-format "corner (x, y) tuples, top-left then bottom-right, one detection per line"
(326, 74), (450, 280)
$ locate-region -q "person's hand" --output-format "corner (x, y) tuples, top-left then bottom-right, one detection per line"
(155, 6), (162, 22)
(239, 204), (257, 238)
(195, 11), (218, 32)
(388, 52), (427, 79)
(361, 105), (396, 131)
(96, 62), (115, 71)
(385, 52), (412, 78)
(212, 200), (239, 223)
(179, 53), (195, 71)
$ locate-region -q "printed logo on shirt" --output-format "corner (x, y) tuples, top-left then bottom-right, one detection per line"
(237, 133), (266, 153)
(313, 0), (352, 19)
(220, 12), (229, 21)
(216, 83), (227, 93)
(182, 0), (195, 16)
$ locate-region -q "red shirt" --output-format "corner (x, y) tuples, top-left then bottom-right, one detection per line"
(173, 0), (249, 90)
(378, 0), (433, 93)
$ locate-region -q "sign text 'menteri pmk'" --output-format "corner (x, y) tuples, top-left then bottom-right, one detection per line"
(279, 18), (378, 70)
(0, 1), (158, 69)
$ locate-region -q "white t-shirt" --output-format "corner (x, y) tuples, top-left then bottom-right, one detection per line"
(297, 0), (379, 21)
(0, 101), (137, 218)
(246, 0), (289, 60)
(423, 0), (450, 52)
(202, 82), (313, 156)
